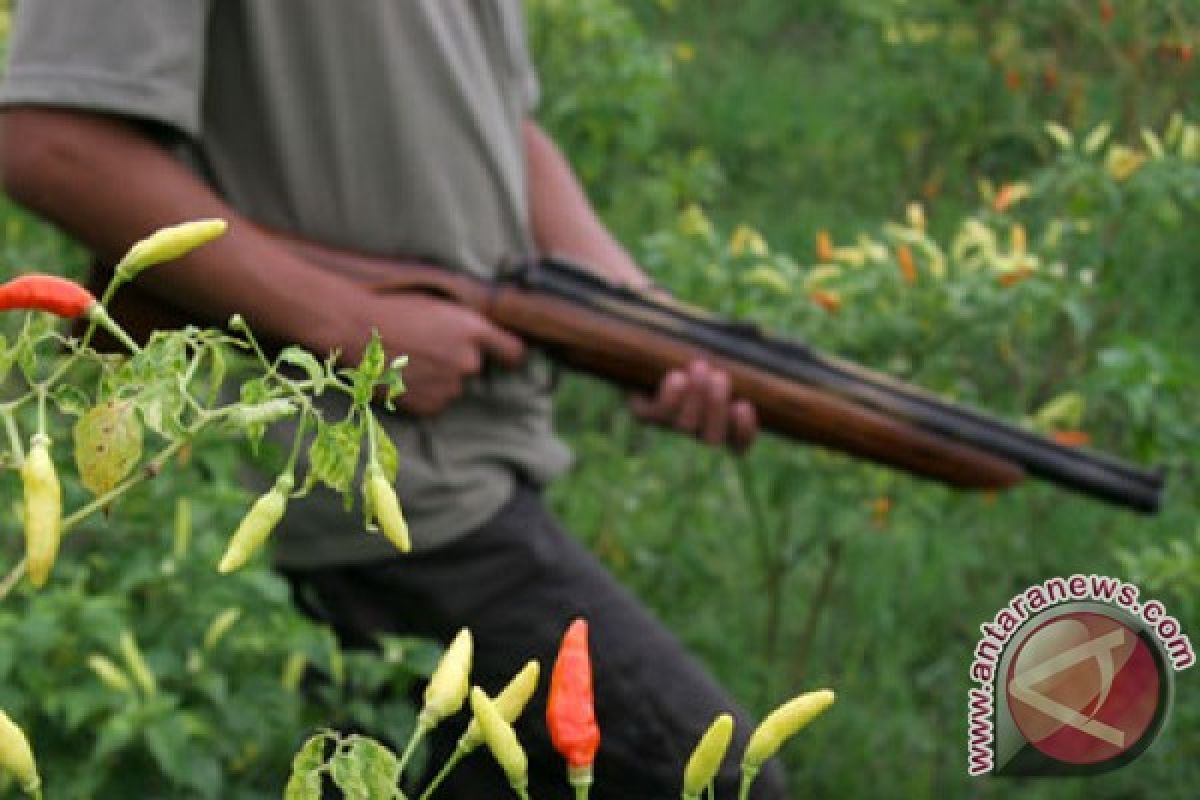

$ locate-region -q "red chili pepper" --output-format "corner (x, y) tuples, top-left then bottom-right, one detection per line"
(1099, 0), (1114, 25)
(547, 618), (600, 776)
(0, 275), (96, 318)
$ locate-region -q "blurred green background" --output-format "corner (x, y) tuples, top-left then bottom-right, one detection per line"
(2, 0), (1198, 796)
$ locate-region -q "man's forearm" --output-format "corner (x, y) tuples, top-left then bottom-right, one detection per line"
(0, 109), (366, 358)
(524, 120), (651, 289)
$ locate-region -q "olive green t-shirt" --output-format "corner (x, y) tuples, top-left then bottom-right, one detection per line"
(0, 0), (572, 565)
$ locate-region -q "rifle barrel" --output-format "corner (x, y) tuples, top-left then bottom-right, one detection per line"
(520, 257), (1164, 513)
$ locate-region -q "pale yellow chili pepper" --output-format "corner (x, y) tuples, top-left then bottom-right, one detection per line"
(21, 434), (61, 589)
(115, 219), (228, 281)
(420, 628), (473, 728)
(86, 654), (134, 694)
(0, 710), (40, 795)
(470, 687), (528, 792)
(365, 463), (410, 553)
(217, 473), (292, 574)
(743, 689), (835, 769)
(683, 713), (734, 799)
(460, 660), (540, 752)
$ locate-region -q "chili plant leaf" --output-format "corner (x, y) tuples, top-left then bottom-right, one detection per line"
(307, 416), (362, 498)
(279, 346), (326, 393)
(284, 733), (329, 800)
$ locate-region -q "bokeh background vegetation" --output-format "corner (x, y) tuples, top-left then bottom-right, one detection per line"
(2, 0), (1198, 796)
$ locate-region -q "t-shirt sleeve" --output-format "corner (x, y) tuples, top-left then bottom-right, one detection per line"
(0, 0), (212, 138)
(503, 1), (541, 112)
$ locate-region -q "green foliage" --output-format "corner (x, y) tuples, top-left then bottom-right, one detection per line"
(0, 230), (426, 796)
(1, 0), (1197, 797)
(531, 2), (1198, 798)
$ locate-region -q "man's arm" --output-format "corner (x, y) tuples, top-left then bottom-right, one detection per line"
(523, 120), (758, 450)
(0, 108), (522, 415)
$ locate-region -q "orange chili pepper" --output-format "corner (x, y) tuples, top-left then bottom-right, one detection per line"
(809, 290), (842, 313)
(1052, 430), (1091, 447)
(896, 245), (917, 285)
(871, 496), (893, 528)
(815, 230), (835, 263)
(547, 619), (599, 786)
(998, 266), (1034, 287)
(0, 274), (95, 318)
(1042, 63), (1059, 91)
(993, 184), (1023, 213)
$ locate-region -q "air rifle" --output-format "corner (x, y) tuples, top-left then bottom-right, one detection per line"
(94, 235), (1166, 512)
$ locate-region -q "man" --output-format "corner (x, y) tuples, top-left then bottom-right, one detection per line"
(0, 2), (784, 797)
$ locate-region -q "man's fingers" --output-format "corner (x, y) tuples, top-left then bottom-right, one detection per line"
(674, 361), (707, 431)
(630, 369), (687, 421)
(700, 369), (732, 444)
(476, 320), (526, 367)
(729, 400), (758, 453)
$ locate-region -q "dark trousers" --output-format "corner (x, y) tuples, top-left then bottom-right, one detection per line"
(283, 485), (787, 799)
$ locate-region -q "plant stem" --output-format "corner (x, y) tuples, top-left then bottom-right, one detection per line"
(417, 745), (466, 800)
(737, 765), (758, 800)
(1, 408), (24, 461)
(790, 537), (844, 686)
(396, 721), (430, 779)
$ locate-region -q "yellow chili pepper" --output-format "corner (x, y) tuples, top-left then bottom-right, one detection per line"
(86, 654), (134, 694)
(0, 710), (40, 795)
(203, 607), (243, 652)
(460, 660), (540, 752)
(281, 652), (308, 692)
(119, 630), (158, 696)
(217, 473), (292, 574)
(683, 713), (734, 799)
(470, 687), (528, 792)
(21, 434), (61, 588)
(420, 628), (473, 728)
(365, 463), (410, 553)
(743, 689), (835, 770)
(114, 218), (228, 281)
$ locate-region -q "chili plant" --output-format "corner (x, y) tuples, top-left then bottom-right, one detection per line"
(0, 219), (413, 796)
(284, 617), (836, 800)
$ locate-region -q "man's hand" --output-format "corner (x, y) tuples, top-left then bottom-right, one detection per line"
(629, 360), (758, 452)
(351, 291), (525, 416)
